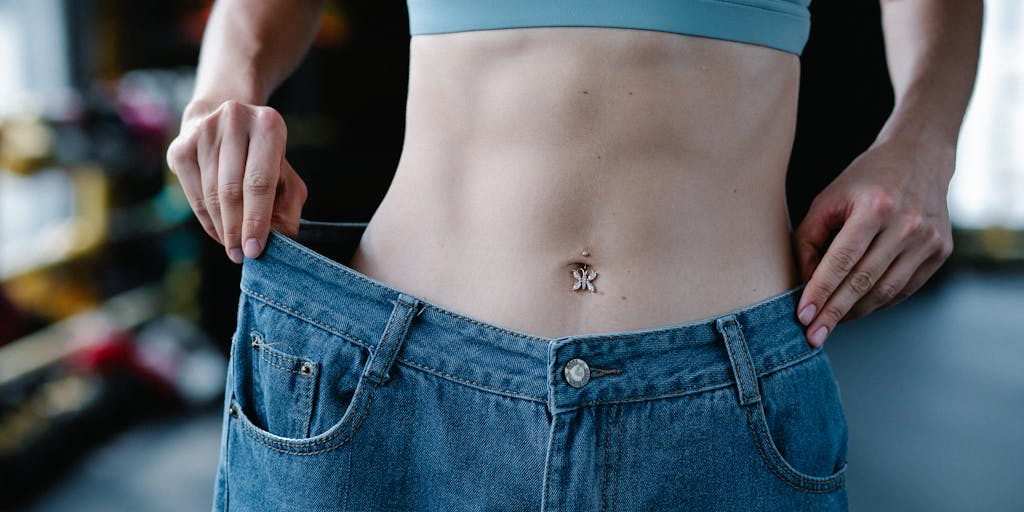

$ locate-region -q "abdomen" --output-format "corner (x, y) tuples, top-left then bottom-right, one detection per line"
(349, 27), (803, 338)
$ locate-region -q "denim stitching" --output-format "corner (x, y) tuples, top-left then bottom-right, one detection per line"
(298, 363), (317, 438)
(729, 319), (761, 403)
(555, 287), (806, 346)
(589, 368), (623, 379)
(561, 347), (819, 409)
(253, 344), (311, 375)
(255, 351), (303, 374)
(726, 318), (761, 405)
(223, 404), (232, 512)
(275, 233), (392, 290)
(542, 414), (558, 510)
(420, 303), (552, 342)
(342, 450), (353, 508)
(601, 406), (613, 511)
(245, 287), (549, 402)
(256, 347), (300, 368)
(376, 298), (417, 383)
(243, 286), (374, 351)
(368, 304), (401, 384)
(252, 339), (306, 362)
(231, 384), (376, 455)
(761, 345), (821, 374)
(564, 379), (734, 409)
(398, 357), (547, 403)
(744, 353), (847, 491)
(745, 407), (847, 493)
(613, 404), (624, 512)
(244, 281), (820, 407)
(749, 391), (848, 487)
(250, 340), (317, 438)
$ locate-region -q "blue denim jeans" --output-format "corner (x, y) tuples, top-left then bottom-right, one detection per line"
(212, 219), (849, 511)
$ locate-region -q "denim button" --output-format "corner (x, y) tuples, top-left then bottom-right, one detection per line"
(563, 358), (591, 388)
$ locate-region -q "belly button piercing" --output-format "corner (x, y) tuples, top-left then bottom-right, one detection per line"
(572, 263), (598, 292)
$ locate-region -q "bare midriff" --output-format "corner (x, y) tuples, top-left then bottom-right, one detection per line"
(348, 27), (803, 339)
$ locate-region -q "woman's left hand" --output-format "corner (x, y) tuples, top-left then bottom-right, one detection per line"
(791, 137), (956, 347)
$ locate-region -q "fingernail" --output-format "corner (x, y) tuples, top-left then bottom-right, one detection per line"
(798, 304), (816, 325)
(229, 247), (244, 264)
(244, 238), (262, 258)
(810, 326), (828, 346)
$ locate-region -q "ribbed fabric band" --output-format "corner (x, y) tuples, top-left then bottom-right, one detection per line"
(407, 0), (812, 56)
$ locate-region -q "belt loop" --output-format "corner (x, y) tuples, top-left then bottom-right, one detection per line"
(715, 314), (761, 407)
(364, 293), (420, 385)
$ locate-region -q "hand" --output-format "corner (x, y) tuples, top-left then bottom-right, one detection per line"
(791, 138), (955, 347)
(166, 99), (308, 263)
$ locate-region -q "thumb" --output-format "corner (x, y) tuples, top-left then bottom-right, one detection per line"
(270, 158), (307, 240)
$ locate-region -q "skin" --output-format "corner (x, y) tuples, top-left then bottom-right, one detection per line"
(166, 0), (323, 252)
(794, 0), (982, 345)
(167, 0), (981, 344)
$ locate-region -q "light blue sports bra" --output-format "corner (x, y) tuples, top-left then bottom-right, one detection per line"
(406, 0), (812, 56)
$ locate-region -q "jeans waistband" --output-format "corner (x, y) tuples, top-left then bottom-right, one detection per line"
(240, 221), (817, 414)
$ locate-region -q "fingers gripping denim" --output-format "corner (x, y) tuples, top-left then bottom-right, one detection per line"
(211, 219), (849, 511)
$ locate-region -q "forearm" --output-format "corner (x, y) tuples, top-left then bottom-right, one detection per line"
(875, 0), (983, 177)
(185, 0), (328, 123)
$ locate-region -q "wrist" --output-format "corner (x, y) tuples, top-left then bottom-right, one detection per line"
(872, 131), (958, 187)
(184, 73), (269, 125)
(181, 98), (223, 125)
(875, 121), (958, 157)
(875, 86), (964, 148)
(181, 92), (266, 127)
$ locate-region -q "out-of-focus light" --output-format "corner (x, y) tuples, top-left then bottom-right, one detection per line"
(949, 0), (1024, 229)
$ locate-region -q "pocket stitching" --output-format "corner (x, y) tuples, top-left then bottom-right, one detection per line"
(744, 353), (847, 493)
(253, 341), (315, 374)
(251, 338), (318, 437)
(746, 404), (847, 493)
(298, 363), (317, 438)
(229, 376), (376, 456)
(242, 286), (373, 353)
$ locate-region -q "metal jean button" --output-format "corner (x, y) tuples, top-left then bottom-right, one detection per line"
(563, 358), (591, 388)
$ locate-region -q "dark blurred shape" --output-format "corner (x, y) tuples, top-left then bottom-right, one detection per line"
(787, 0), (895, 225)
(0, 291), (227, 509)
(0, 290), (47, 347)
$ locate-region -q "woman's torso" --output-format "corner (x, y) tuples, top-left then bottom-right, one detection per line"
(348, 27), (802, 339)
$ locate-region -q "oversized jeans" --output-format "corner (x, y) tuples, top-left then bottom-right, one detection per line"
(211, 219), (849, 511)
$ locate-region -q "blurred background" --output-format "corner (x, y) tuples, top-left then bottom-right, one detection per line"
(0, 0), (1020, 511)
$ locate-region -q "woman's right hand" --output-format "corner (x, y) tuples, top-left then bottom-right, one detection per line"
(166, 99), (308, 263)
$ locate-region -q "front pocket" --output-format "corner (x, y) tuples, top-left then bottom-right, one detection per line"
(228, 293), (381, 453)
(227, 355), (379, 455)
(748, 350), (848, 493)
(248, 330), (319, 438)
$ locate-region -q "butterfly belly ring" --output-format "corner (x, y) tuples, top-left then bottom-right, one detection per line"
(572, 263), (598, 292)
